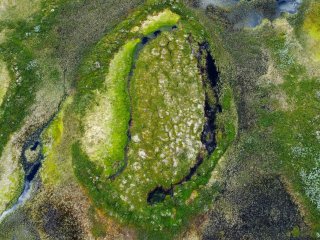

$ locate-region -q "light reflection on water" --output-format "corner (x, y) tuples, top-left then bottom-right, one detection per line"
(200, 0), (302, 27)
(277, 0), (302, 14)
(0, 181), (32, 223)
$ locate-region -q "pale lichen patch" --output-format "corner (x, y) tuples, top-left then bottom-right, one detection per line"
(134, 9), (180, 35)
(259, 54), (284, 86)
(0, 59), (10, 106)
(0, 137), (24, 214)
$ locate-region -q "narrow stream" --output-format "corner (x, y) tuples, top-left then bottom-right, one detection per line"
(0, 27), (222, 217)
(0, 133), (44, 223)
(0, 181), (32, 223)
(0, 92), (67, 223)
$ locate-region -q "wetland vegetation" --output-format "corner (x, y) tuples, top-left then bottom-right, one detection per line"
(0, 0), (319, 239)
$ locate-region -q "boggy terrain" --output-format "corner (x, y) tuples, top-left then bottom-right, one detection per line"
(73, 6), (236, 236)
(0, 0), (319, 239)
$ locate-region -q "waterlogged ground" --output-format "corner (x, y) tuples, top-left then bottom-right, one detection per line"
(0, 0), (319, 239)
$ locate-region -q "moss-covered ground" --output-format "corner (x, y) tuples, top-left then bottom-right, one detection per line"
(127, 28), (205, 192)
(72, 3), (236, 238)
(262, 18), (320, 235)
(303, 1), (320, 61)
(0, 0), (319, 239)
(197, 1), (320, 237)
(0, 0), (143, 237)
(82, 39), (140, 176)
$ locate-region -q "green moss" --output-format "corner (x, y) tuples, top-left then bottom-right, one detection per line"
(41, 120), (63, 185)
(303, 1), (320, 61)
(81, 39), (140, 176)
(113, 27), (205, 207)
(72, 2), (237, 237)
(259, 23), (320, 235)
(87, 206), (107, 238)
(292, 226), (301, 238)
(303, 2), (320, 41)
(40, 97), (72, 186)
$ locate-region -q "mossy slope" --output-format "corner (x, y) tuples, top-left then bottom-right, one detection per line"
(82, 39), (140, 176)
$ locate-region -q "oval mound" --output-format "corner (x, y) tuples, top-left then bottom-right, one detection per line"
(72, 2), (237, 235)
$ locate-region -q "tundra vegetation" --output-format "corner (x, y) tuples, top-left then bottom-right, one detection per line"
(0, 0), (319, 239)
(73, 5), (236, 237)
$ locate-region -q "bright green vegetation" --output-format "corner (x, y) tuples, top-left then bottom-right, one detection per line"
(5, 0), (320, 239)
(137, 9), (180, 35)
(0, 0), (145, 192)
(40, 97), (73, 186)
(82, 39), (140, 176)
(303, 2), (320, 61)
(303, 2), (320, 40)
(291, 226), (301, 238)
(72, 2), (237, 238)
